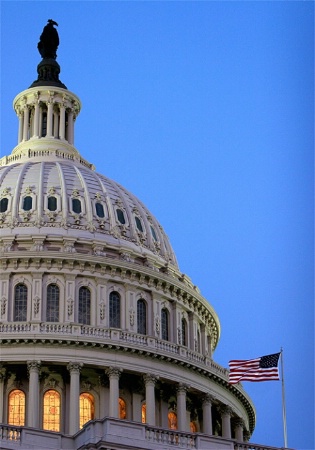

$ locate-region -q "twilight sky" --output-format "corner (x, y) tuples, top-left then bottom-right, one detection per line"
(0, 2), (314, 449)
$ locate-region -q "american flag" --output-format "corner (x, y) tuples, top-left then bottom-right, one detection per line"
(228, 352), (280, 384)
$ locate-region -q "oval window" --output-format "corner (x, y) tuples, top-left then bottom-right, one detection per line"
(95, 202), (105, 218)
(135, 216), (143, 232)
(116, 209), (126, 225)
(72, 198), (82, 214)
(0, 198), (8, 213)
(23, 196), (32, 211)
(48, 196), (57, 211)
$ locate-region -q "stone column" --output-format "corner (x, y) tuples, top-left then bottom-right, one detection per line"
(234, 418), (245, 442)
(0, 366), (6, 423)
(18, 111), (24, 143)
(46, 100), (54, 138)
(143, 374), (158, 425)
(33, 102), (40, 138)
(202, 394), (215, 435)
(67, 109), (74, 145)
(53, 109), (59, 138)
(219, 405), (233, 439)
(132, 392), (142, 422)
(59, 104), (66, 139)
(23, 106), (29, 141)
(67, 362), (83, 435)
(176, 383), (189, 431)
(105, 367), (122, 418)
(27, 361), (41, 428)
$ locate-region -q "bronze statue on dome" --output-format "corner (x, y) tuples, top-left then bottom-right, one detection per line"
(37, 19), (59, 59)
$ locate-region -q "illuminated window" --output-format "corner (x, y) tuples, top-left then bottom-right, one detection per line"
(47, 284), (59, 322)
(190, 421), (197, 432)
(0, 198), (8, 212)
(181, 318), (187, 346)
(116, 209), (125, 225)
(43, 390), (60, 432)
(79, 287), (91, 325)
(8, 390), (25, 426)
(119, 398), (126, 419)
(161, 308), (169, 341)
(109, 291), (120, 328)
(14, 284), (27, 321)
(141, 404), (146, 423)
(23, 196), (32, 211)
(137, 299), (147, 335)
(168, 411), (177, 430)
(80, 393), (94, 428)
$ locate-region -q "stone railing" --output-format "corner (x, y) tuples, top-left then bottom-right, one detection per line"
(0, 421), (293, 450)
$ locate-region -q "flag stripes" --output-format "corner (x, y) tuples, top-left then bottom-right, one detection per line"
(229, 353), (280, 384)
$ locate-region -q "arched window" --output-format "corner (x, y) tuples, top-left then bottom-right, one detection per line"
(80, 393), (94, 428)
(79, 287), (91, 325)
(43, 390), (60, 432)
(119, 398), (126, 419)
(14, 284), (27, 321)
(47, 284), (59, 322)
(168, 411), (177, 430)
(0, 198), (8, 213)
(72, 198), (82, 214)
(116, 209), (125, 225)
(161, 308), (169, 341)
(95, 202), (105, 218)
(8, 390), (25, 426)
(48, 196), (57, 211)
(23, 196), (32, 211)
(109, 291), (120, 328)
(137, 299), (147, 335)
(141, 404), (146, 423)
(181, 318), (187, 346)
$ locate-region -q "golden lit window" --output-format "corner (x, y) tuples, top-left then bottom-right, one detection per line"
(80, 393), (94, 428)
(190, 421), (197, 432)
(168, 411), (177, 430)
(43, 389), (60, 432)
(119, 397), (126, 419)
(141, 404), (146, 423)
(8, 390), (25, 426)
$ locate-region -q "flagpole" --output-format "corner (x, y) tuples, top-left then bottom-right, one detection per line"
(280, 348), (288, 449)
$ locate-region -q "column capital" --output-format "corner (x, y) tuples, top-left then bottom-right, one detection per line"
(0, 366), (6, 381)
(143, 373), (159, 386)
(105, 366), (122, 379)
(27, 360), (41, 374)
(67, 362), (83, 374)
(202, 393), (216, 405)
(233, 418), (245, 430)
(176, 382), (190, 394)
(218, 404), (233, 417)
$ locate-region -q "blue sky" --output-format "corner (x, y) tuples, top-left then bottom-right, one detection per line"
(1, 1), (314, 449)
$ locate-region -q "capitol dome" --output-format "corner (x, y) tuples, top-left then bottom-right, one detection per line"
(0, 20), (255, 450)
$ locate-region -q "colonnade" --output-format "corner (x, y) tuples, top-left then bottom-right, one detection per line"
(7, 361), (245, 441)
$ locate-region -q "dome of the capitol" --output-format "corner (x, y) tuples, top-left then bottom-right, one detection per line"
(0, 20), (256, 450)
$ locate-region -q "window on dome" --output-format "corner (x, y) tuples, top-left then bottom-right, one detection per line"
(109, 291), (120, 328)
(135, 216), (143, 232)
(79, 287), (91, 325)
(14, 284), (27, 321)
(116, 209), (125, 225)
(43, 390), (60, 432)
(41, 112), (47, 137)
(150, 226), (158, 241)
(95, 202), (105, 218)
(23, 196), (32, 211)
(141, 404), (146, 423)
(8, 390), (25, 426)
(168, 412), (177, 430)
(119, 398), (126, 419)
(80, 393), (95, 429)
(72, 198), (82, 214)
(137, 299), (147, 335)
(181, 318), (187, 346)
(47, 284), (59, 322)
(0, 198), (8, 213)
(48, 196), (57, 211)
(161, 308), (169, 341)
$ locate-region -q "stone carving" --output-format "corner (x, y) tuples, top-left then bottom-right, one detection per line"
(0, 297), (7, 317)
(129, 309), (135, 327)
(38, 20), (59, 59)
(100, 302), (105, 321)
(33, 296), (40, 315)
(67, 362), (83, 374)
(67, 298), (74, 317)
